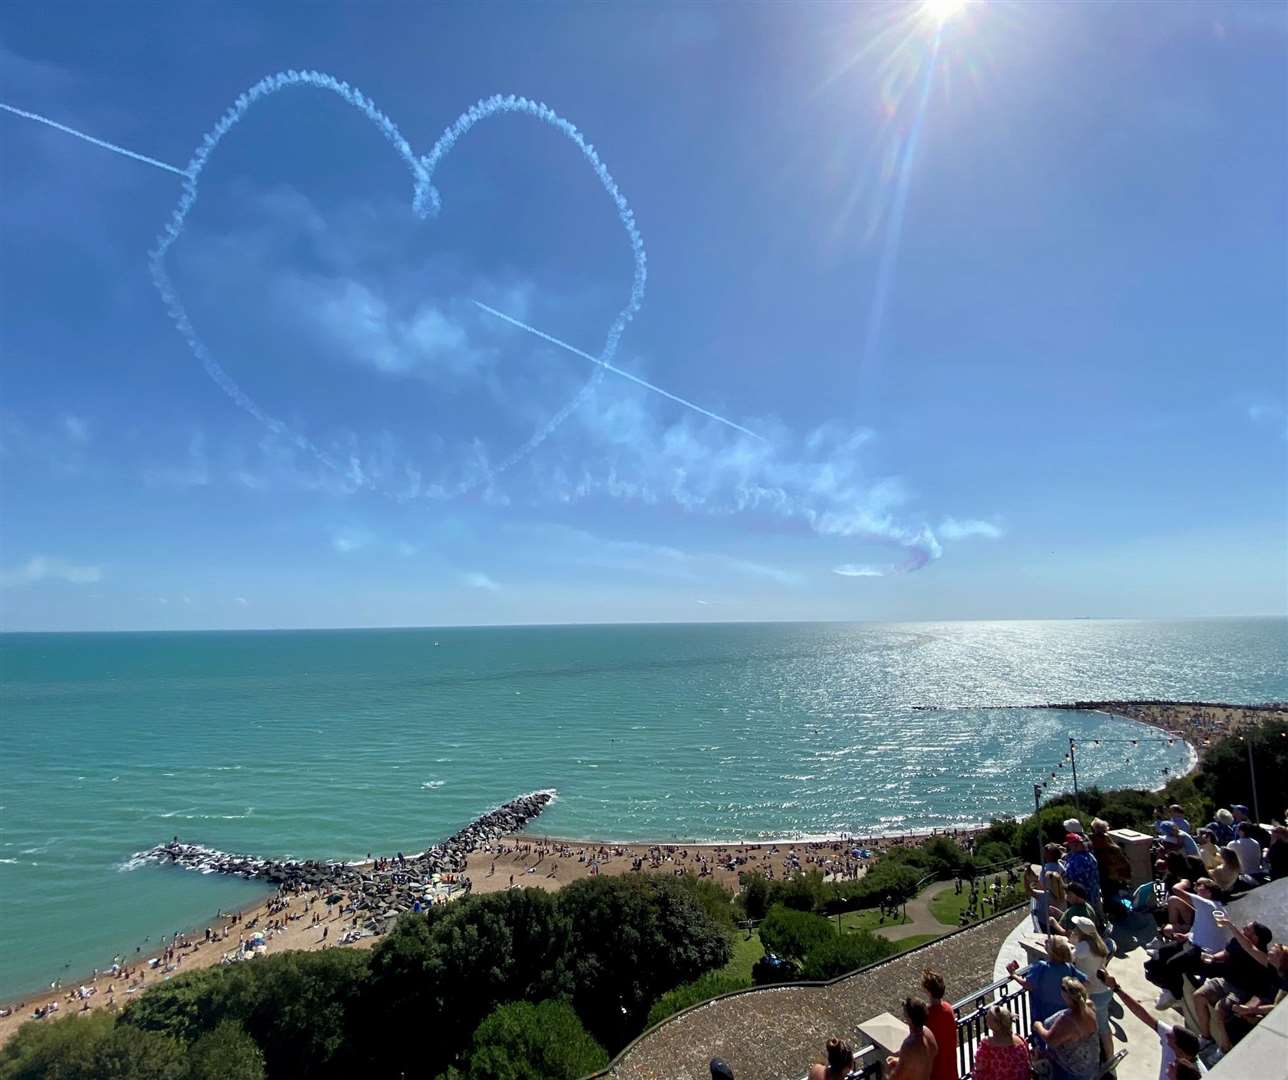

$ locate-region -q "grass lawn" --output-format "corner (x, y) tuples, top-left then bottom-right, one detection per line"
(835, 907), (910, 933)
(929, 884), (1026, 927)
(719, 930), (765, 982)
(890, 932), (944, 954)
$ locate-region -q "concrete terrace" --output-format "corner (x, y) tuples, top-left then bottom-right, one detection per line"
(608, 911), (1019, 1080)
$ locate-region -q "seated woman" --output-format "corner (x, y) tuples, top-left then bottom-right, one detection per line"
(1033, 978), (1100, 1080)
(807, 1037), (854, 1080)
(970, 1006), (1031, 1080)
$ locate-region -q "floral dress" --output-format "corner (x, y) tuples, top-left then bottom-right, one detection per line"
(1043, 1009), (1100, 1080)
(971, 1037), (1031, 1080)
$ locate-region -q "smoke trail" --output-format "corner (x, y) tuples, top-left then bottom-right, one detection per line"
(473, 300), (764, 442)
(148, 72), (649, 494)
(0, 103), (189, 176)
(861, 29), (942, 372)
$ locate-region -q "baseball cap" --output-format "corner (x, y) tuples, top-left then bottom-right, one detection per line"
(1232, 805), (1250, 815)
(1065, 832), (1085, 845)
(1071, 915), (1097, 936)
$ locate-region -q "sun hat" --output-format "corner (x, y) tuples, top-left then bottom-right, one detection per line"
(1071, 915), (1097, 936)
(1063, 818), (1086, 835)
(1216, 809), (1235, 826)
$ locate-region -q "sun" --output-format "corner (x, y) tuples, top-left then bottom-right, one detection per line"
(921, 0), (968, 24)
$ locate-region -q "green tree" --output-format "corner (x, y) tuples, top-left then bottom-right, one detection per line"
(186, 1022), (265, 1080)
(363, 887), (573, 1076)
(646, 971), (752, 1027)
(800, 930), (896, 981)
(459, 1000), (607, 1080)
(0, 1011), (115, 1080)
(1195, 720), (1288, 819)
(89, 1026), (186, 1080)
(769, 869), (826, 912)
(741, 873), (770, 920)
(758, 905), (834, 963)
(559, 874), (732, 1053)
(672, 874), (737, 929)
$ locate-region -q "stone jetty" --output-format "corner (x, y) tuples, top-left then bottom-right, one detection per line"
(133, 789), (555, 933)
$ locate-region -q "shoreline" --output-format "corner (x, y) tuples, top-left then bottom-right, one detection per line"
(4, 699), (1282, 1042)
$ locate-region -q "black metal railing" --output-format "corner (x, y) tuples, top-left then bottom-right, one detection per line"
(950, 966), (1034, 1079)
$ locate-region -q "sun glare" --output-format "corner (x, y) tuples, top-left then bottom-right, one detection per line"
(921, 0), (968, 24)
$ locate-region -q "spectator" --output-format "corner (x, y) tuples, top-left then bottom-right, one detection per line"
(1088, 818), (1131, 908)
(1209, 808), (1236, 846)
(1102, 971), (1202, 1080)
(1267, 823), (1288, 881)
(921, 969), (957, 1080)
(1230, 823), (1265, 879)
(1168, 805), (1193, 837)
(1157, 821), (1200, 859)
(1211, 941), (1288, 1053)
(808, 1038), (853, 1080)
(1060, 833), (1101, 909)
(1054, 881), (1097, 936)
(1164, 850), (1207, 893)
(1195, 828), (1222, 873)
(1143, 877), (1227, 1009)
(1068, 916), (1113, 1061)
(969, 1007), (1030, 1080)
(1033, 977), (1099, 1080)
(885, 997), (938, 1080)
(1191, 919), (1276, 1052)
(1210, 846), (1248, 897)
(1232, 805), (1271, 848)
(1005, 937), (1087, 1044)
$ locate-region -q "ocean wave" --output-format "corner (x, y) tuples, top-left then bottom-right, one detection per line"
(421, 780), (446, 789)
(0, 858), (18, 865)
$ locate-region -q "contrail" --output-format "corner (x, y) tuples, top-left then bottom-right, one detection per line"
(0, 103), (189, 176)
(473, 300), (764, 442)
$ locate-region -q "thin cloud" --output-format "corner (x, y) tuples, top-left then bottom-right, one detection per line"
(938, 517), (1004, 542)
(833, 564), (884, 578)
(722, 558), (803, 586)
(0, 556), (102, 588)
(235, 596), (249, 606)
(60, 414), (89, 444)
(331, 529), (372, 554)
(463, 572), (501, 591)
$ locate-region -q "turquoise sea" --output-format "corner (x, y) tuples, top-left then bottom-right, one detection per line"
(1, 618), (1285, 998)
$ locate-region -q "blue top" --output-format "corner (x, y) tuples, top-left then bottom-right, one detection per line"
(1061, 849), (1102, 905)
(1029, 961), (1088, 1023)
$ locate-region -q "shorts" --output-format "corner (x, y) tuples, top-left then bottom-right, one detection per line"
(1197, 977), (1254, 1006)
(1091, 989), (1113, 1034)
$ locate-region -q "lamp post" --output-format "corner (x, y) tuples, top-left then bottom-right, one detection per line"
(1033, 784), (1043, 865)
(1068, 737), (1080, 811)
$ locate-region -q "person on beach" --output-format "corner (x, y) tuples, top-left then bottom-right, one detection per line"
(921, 970), (957, 1080)
(808, 1037), (854, 1080)
(969, 1007), (1030, 1080)
(884, 998), (938, 1080)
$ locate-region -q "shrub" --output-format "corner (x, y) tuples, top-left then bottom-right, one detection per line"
(673, 874), (738, 929)
(187, 1022), (266, 1080)
(559, 874), (732, 1053)
(0, 1013), (188, 1080)
(741, 873), (771, 920)
(758, 905), (834, 962)
(973, 840), (1016, 868)
(646, 971), (752, 1027)
(459, 1000), (607, 1080)
(800, 930), (897, 980)
(769, 869), (827, 912)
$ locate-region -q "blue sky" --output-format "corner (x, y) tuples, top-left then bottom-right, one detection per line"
(0, 1), (1284, 631)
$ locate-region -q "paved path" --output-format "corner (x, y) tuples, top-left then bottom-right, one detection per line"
(609, 913), (1018, 1080)
(876, 879), (957, 941)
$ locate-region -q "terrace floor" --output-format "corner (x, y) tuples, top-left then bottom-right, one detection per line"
(609, 912), (1018, 1080)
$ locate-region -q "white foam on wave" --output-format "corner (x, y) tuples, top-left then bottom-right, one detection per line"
(421, 780), (446, 790)
(0, 858), (18, 865)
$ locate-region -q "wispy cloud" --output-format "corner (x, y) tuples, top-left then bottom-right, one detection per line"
(331, 529), (372, 554)
(938, 517), (1004, 542)
(722, 558), (803, 586)
(1247, 402), (1288, 441)
(143, 431), (210, 489)
(235, 596), (249, 606)
(463, 571), (501, 591)
(0, 555), (102, 588)
(833, 564), (884, 578)
(60, 414), (89, 444)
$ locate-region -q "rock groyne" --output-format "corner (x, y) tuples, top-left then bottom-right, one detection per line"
(133, 789), (555, 932)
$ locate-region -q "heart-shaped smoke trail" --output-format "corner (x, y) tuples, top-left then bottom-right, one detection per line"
(148, 70), (649, 495)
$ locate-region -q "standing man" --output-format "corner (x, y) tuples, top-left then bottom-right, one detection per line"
(921, 970), (958, 1080)
(885, 997), (939, 1080)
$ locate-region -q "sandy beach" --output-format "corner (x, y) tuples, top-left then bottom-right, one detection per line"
(4, 699), (1282, 1049)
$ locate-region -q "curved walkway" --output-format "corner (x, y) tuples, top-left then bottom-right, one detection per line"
(609, 912), (1017, 1080)
(876, 878), (958, 941)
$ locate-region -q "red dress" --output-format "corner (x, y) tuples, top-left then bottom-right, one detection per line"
(971, 1037), (1031, 1080)
(926, 999), (959, 1080)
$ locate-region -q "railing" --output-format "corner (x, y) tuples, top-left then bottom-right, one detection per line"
(950, 966), (1034, 1080)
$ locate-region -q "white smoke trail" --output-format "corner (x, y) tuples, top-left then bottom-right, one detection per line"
(473, 300), (764, 442)
(145, 72), (650, 493)
(0, 103), (189, 176)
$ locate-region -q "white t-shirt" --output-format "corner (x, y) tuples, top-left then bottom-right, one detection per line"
(1073, 940), (1108, 994)
(1188, 893), (1228, 954)
(1230, 836), (1263, 875)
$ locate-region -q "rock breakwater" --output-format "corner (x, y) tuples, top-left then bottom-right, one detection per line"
(132, 789), (555, 932)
